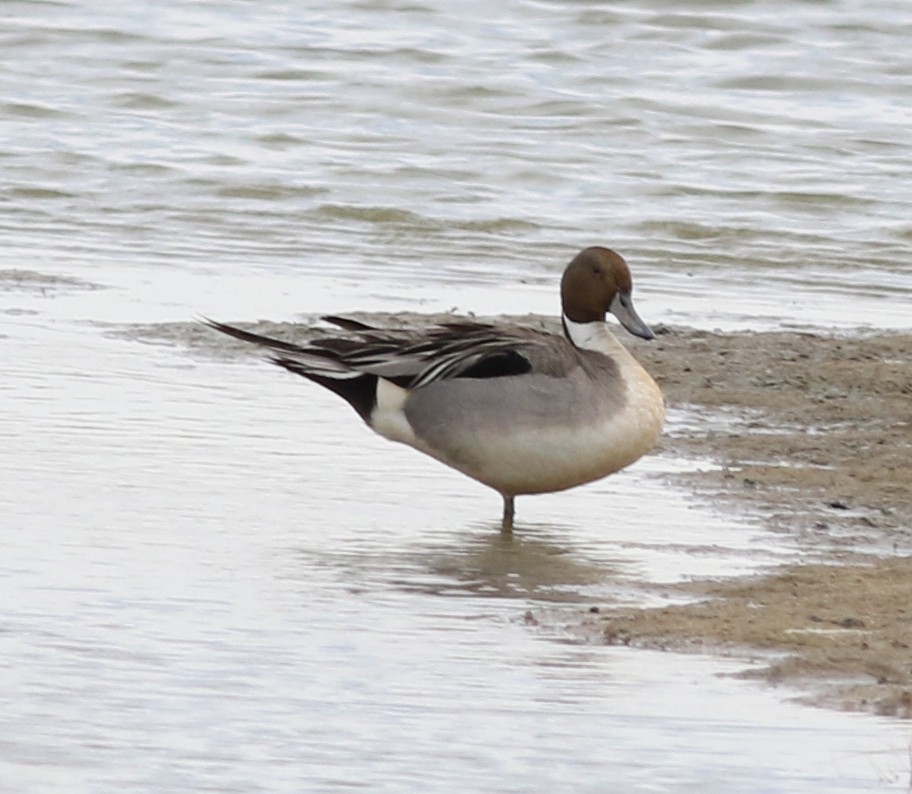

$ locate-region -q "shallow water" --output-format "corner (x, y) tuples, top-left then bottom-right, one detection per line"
(3, 1), (912, 791)
(5, 0), (912, 330)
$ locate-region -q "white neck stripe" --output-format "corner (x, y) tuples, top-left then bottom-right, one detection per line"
(563, 314), (604, 350)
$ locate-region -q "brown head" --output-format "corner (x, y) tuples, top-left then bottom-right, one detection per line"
(560, 246), (654, 339)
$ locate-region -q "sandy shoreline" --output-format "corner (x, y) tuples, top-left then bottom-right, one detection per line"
(595, 325), (912, 716)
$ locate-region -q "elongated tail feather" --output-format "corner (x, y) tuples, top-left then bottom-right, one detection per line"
(204, 319), (382, 422)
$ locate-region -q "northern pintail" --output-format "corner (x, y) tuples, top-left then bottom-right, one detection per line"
(206, 246), (665, 531)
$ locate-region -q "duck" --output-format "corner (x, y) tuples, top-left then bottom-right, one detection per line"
(205, 246), (665, 531)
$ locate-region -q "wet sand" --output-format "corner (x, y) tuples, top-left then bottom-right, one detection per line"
(597, 325), (912, 716)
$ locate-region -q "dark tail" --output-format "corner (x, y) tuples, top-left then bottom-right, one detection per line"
(203, 318), (378, 423)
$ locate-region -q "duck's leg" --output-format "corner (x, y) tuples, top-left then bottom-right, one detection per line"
(501, 495), (515, 534)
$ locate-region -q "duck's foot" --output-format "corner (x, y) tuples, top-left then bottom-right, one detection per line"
(501, 495), (515, 534)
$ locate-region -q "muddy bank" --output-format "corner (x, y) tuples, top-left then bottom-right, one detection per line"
(600, 326), (912, 716)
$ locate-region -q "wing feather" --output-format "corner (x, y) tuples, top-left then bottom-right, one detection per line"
(205, 318), (571, 388)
